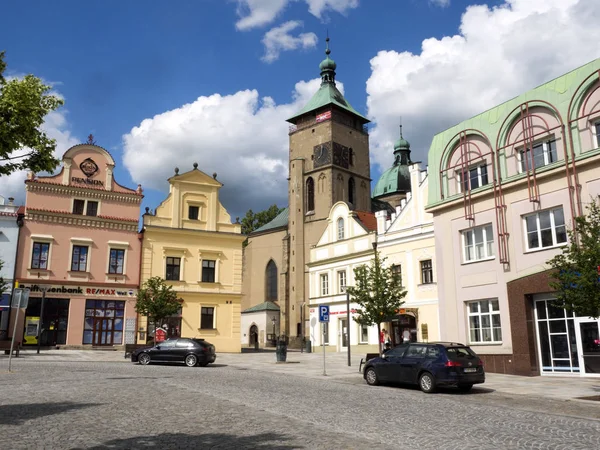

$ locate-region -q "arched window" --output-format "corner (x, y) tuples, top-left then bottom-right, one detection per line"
(348, 177), (356, 205)
(337, 217), (345, 240)
(306, 177), (315, 212)
(265, 260), (278, 302)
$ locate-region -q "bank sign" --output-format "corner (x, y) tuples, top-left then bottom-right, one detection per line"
(18, 284), (137, 298)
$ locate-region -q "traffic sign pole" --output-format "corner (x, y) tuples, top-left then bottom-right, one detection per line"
(322, 322), (326, 376)
(319, 304), (329, 376)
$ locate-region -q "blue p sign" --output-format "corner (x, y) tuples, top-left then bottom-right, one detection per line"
(319, 305), (330, 323)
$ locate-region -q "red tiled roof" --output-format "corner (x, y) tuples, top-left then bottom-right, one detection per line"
(354, 210), (377, 231)
(26, 207), (139, 223)
(17, 206), (25, 215)
(0, 212), (17, 217)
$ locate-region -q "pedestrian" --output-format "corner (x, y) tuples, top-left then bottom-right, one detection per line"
(380, 328), (386, 352)
(403, 329), (411, 343)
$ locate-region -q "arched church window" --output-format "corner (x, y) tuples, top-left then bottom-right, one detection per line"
(265, 260), (278, 302)
(337, 217), (345, 240)
(306, 177), (315, 212)
(348, 177), (356, 205)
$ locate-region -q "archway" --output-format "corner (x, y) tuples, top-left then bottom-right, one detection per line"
(390, 314), (417, 346)
(249, 324), (259, 349)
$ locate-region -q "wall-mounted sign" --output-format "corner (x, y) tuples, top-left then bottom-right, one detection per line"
(17, 283), (136, 298)
(80, 158), (99, 177)
(71, 177), (104, 186)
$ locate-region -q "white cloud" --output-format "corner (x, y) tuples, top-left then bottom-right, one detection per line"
(262, 21), (318, 63)
(366, 0), (600, 172)
(428, 0), (450, 7)
(122, 78), (345, 217)
(0, 86), (78, 204)
(235, 0), (289, 31)
(235, 0), (359, 30)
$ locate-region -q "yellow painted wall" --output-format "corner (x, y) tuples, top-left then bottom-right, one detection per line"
(139, 166), (245, 353)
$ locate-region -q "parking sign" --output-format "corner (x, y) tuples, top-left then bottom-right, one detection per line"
(319, 305), (329, 323)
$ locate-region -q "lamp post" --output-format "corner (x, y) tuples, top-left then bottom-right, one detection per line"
(36, 286), (49, 354)
(271, 316), (276, 346)
(346, 289), (351, 367)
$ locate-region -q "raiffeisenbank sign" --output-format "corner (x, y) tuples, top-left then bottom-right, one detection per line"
(18, 283), (137, 298)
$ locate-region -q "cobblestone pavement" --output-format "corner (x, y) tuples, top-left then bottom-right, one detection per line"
(1, 358), (599, 450)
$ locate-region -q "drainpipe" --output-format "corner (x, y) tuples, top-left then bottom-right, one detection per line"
(6, 210), (25, 338)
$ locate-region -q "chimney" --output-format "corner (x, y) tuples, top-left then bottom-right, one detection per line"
(8, 197), (14, 206)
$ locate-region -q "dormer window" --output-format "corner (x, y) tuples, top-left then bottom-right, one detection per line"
(458, 165), (488, 192)
(188, 205), (199, 220)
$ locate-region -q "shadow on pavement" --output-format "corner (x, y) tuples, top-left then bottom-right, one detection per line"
(0, 402), (100, 425)
(79, 432), (297, 449)
(382, 382), (495, 395)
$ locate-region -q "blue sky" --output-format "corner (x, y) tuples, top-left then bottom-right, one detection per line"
(1, 0), (596, 219)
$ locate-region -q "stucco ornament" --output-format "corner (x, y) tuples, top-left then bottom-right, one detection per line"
(80, 158), (99, 178)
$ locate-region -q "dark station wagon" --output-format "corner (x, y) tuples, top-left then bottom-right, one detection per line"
(363, 342), (485, 393)
(131, 338), (216, 367)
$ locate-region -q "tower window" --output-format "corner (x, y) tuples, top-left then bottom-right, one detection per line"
(349, 148), (353, 166)
(348, 177), (356, 205)
(337, 217), (345, 240)
(265, 260), (278, 301)
(306, 177), (315, 212)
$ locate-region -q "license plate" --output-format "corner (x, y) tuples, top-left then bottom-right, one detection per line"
(464, 368), (477, 373)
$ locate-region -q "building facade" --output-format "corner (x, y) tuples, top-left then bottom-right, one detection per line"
(242, 40), (372, 347)
(376, 162), (440, 346)
(426, 59), (600, 376)
(15, 142), (143, 348)
(308, 202), (378, 353)
(0, 196), (23, 340)
(140, 164), (244, 353)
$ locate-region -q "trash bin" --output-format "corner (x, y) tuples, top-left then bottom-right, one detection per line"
(275, 336), (288, 362)
(305, 339), (312, 353)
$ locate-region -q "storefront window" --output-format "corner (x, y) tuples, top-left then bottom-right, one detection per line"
(83, 299), (125, 345)
(535, 299), (579, 373)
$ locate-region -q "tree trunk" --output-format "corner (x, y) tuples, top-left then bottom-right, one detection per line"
(377, 323), (382, 356)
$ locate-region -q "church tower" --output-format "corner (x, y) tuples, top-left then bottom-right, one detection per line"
(284, 38), (371, 342)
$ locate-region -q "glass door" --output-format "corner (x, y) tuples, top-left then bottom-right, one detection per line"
(339, 318), (348, 351)
(576, 319), (600, 376)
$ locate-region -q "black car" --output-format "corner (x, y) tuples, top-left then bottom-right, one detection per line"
(131, 338), (216, 367)
(363, 342), (485, 393)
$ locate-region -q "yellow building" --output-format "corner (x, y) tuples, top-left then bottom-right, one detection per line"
(139, 163), (244, 353)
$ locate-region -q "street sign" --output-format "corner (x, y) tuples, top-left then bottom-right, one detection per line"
(11, 288), (30, 309)
(319, 305), (330, 323)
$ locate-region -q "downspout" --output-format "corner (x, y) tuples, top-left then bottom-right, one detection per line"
(6, 210), (25, 338)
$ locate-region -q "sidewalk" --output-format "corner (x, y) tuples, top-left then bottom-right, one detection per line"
(3, 348), (600, 402)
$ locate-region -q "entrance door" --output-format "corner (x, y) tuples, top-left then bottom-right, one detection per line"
(93, 318), (115, 346)
(339, 318), (348, 351)
(576, 319), (600, 376)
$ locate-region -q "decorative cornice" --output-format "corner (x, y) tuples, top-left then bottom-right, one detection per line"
(25, 180), (142, 202)
(26, 208), (139, 232)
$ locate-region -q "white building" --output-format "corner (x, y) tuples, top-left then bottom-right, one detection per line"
(0, 196), (23, 340)
(308, 202), (379, 353)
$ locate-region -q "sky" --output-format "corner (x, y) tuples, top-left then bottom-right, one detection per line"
(1, 0), (599, 220)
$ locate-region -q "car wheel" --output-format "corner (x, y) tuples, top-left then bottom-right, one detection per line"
(419, 372), (436, 393)
(185, 354), (198, 367)
(365, 368), (379, 386)
(457, 384), (473, 392)
(138, 353), (151, 366)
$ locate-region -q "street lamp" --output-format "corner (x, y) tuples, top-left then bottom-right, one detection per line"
(271, 317), (276, 345)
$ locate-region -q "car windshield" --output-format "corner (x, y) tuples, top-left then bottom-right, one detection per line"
(446, 346), (477, 360)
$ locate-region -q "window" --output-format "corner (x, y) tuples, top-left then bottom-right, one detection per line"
(387, 344), (408, 357)
(406, 345), (428, 357)
(467, 299), (502, 343)
(320, 273), (329, 296)
(200, 306), (214, 329)
(535, 298), (578, 373)
(306, 177), (315, 212)
(71, 245), (89, 272)
(462, 224), (495, 262)
(337, 217), (345, 240)
(458, 165), (488, 192)
(188, 206), (199, 220)
(391, 264), (402, 285)
(348, 177), (355, 205)
(595, 122), (600, 148)
(349, 148), (354, 166)
(83, 300), (125, 345)
(73, 199), (98, 216)
(524, 207), (567, 251)
(322, 322), (329, 345)
(359, 324), (369, 343)
(338, 271), (346, 293)
(108, 249), (125, 274)
(31, 242), (49, 269)
(202, 260), (216, 283)
(265, 260), (278, 301)
(73, 199), (85, 215)
(420, 260), (433, 284)
(520, 139), (557, 172)
(166, 257), (181, 281)
(86, 201), (98, 217)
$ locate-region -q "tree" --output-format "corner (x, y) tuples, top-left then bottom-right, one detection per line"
(135, 277), (183, 335)
(548, 198), (600, 318)
(241, 204), (284, 236)
(346, 250), (407, 355)
(0, 51), (64, 176)
(0, 260), (8, 294)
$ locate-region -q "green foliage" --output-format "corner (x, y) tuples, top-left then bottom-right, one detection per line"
(346, 251), (407, 354)
(135, 277), (182, 327)
(0, 51), (64, 176)
(548, 198), (600, 318)
(0, 260), (8, 294)
(241, 204), (284, 235)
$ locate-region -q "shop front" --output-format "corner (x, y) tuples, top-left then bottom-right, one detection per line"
(17, 283), (138, 348)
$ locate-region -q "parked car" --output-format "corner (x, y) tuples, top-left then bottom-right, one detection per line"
(131, 338), (216, 367)
(363, 342), (485, 393)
